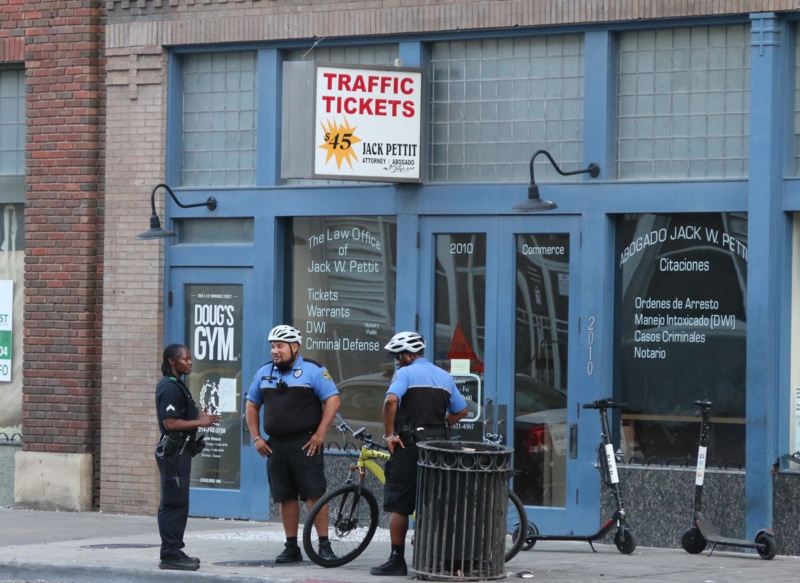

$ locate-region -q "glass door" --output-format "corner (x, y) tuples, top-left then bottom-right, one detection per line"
(420, 215), (583, 533)
(419, 218), (499, 443)
(169, 266), (270, 520)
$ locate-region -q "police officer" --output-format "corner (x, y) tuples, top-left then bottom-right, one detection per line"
(245, 325), (341, 563)
(371, 332), (469, 577)
(155, 343), (220, 571)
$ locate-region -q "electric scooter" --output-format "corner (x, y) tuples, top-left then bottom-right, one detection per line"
(524, 398), (637, 554)
(680, 400), (777, 559)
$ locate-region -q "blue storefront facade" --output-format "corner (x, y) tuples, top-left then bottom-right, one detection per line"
(104, 5), (800, 550)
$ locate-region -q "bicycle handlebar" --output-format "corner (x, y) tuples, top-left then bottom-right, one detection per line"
(582, 399), (626, 410)
(335, 420), (388, 451)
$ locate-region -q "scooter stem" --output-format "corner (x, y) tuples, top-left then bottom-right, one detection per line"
(693, 404), (713, 519)
(599, 407), (626, 515)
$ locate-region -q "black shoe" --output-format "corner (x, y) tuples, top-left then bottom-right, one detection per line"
(159, 558), (200, 571)
(318, 539), (337, 561)
(275, 543), (303, 564)
(370, 553), (408, 576)
(180, 551), (201, 563)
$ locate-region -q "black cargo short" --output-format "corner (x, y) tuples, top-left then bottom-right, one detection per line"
(383, 441), (419, 515)
(267, 433), (327, 503)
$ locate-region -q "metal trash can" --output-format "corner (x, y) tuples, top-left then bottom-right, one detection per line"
(413, 441), (514, 581)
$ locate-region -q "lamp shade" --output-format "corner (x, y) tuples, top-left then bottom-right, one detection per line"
(512, 184), (558, 213)
(136, 214), (177, 240)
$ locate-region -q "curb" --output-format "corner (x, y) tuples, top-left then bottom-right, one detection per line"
(0, 560), (295, 583)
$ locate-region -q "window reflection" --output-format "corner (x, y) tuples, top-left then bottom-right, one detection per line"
(291, 217), (397, 447)
(434, 234), (487, 442)
(513, 234), (570, 508)
(615, 213), (747, 467)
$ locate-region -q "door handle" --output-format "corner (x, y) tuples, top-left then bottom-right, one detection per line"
(569, 423), (578, 459)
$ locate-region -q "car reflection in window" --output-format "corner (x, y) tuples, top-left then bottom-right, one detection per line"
(514, 373), (568, 507)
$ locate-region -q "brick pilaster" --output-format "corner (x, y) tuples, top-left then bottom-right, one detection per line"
(21, 0), (105, 507)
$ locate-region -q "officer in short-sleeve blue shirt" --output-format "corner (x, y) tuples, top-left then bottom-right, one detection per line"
(371, 332), (469, 577)
(244, 325), (340, 564)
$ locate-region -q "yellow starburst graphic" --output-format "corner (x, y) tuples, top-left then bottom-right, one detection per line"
(319, 117), (362, 170)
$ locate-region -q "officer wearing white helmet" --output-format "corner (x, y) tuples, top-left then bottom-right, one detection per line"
(371, 332), (468, 576)
(245, 325), (341, 563)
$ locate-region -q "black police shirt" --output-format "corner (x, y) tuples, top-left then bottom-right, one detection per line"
(155, 376), (198, 438)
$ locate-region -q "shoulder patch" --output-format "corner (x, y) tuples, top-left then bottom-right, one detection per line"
(322, 369), (333, 381)
(303, 358), (324, 368)
(293, 369), (303, 378)
(391, 372), (397, 382)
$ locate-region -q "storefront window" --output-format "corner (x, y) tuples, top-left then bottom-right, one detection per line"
(291, 216), (397, 446)
(430, 35), (584, 183)
(617, 26), (751, 180)
(793, 25), (800, 175)
(182, 52), (258, 187)
(0, 69), (25, 176)
(0, 67), (25, 441)
(615, 213), (747, 467)
(789, 213), (800, 457)
(512, 234), (570, 508)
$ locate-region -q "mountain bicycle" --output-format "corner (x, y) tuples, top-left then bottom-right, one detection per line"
(302, 415), (528, 568)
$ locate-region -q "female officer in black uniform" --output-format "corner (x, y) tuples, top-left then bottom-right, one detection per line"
(155, 344), (220, 571)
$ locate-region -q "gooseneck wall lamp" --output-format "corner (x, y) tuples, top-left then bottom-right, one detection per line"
(136, 183), (218, 240)
(512, 150), (601, 213)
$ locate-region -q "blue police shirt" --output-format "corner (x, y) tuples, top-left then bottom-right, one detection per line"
(246, 354), (339, 438)
(387, 357), (468, 430)
(247, 354), (338, 405)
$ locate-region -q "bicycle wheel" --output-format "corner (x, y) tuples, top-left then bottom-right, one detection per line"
(303, 484), (380, 568)
(505, 489), (527, 563)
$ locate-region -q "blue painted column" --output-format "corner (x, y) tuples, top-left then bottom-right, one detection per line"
(570, 32), (618, 531)
(746, 13), (788, 537)
(582, 31), (617, 180)
(573, 213), (616, 532)
(257, 48), (282, 186)
(395, 42), (429, 332)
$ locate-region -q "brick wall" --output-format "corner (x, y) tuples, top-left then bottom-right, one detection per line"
(10, 0), (106, 508)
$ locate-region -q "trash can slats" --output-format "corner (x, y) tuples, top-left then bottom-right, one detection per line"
(413, 441), (514, 581)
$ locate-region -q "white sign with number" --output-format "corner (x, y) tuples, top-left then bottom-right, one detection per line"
(313, 64), (423, 183)
(0, 280), (12, 381)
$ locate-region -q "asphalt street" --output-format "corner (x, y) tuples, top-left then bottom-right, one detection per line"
(1, 508), (800, 582)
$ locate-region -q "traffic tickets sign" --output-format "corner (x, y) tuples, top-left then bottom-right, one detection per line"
(313, 63), (423, 183)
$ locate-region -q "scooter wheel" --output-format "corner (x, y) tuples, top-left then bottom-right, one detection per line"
(755, 532), (778, 560)
(614, 527), (637, 554)
(522, 522), (538, 551)
(681, 526), (707, 554)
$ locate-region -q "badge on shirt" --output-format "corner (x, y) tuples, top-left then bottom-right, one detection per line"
(322, 369), (333, 381)
(166, 404), (176, 412)
(294, 369), (303, 378)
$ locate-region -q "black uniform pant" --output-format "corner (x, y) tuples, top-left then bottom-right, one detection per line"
(156, 450), (192, 560)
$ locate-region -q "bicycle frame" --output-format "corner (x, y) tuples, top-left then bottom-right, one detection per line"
(347, 443), (391, 490)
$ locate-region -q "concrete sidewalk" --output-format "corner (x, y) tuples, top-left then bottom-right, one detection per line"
(1, 508), (799, 582)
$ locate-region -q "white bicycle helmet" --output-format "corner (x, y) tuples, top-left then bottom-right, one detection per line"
(384, 331), (426, 354)
(268, 325), (302, 343)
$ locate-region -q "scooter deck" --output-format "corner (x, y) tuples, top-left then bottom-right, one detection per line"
(697, 518), (758, 549)
(529, 518), (616, 543)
